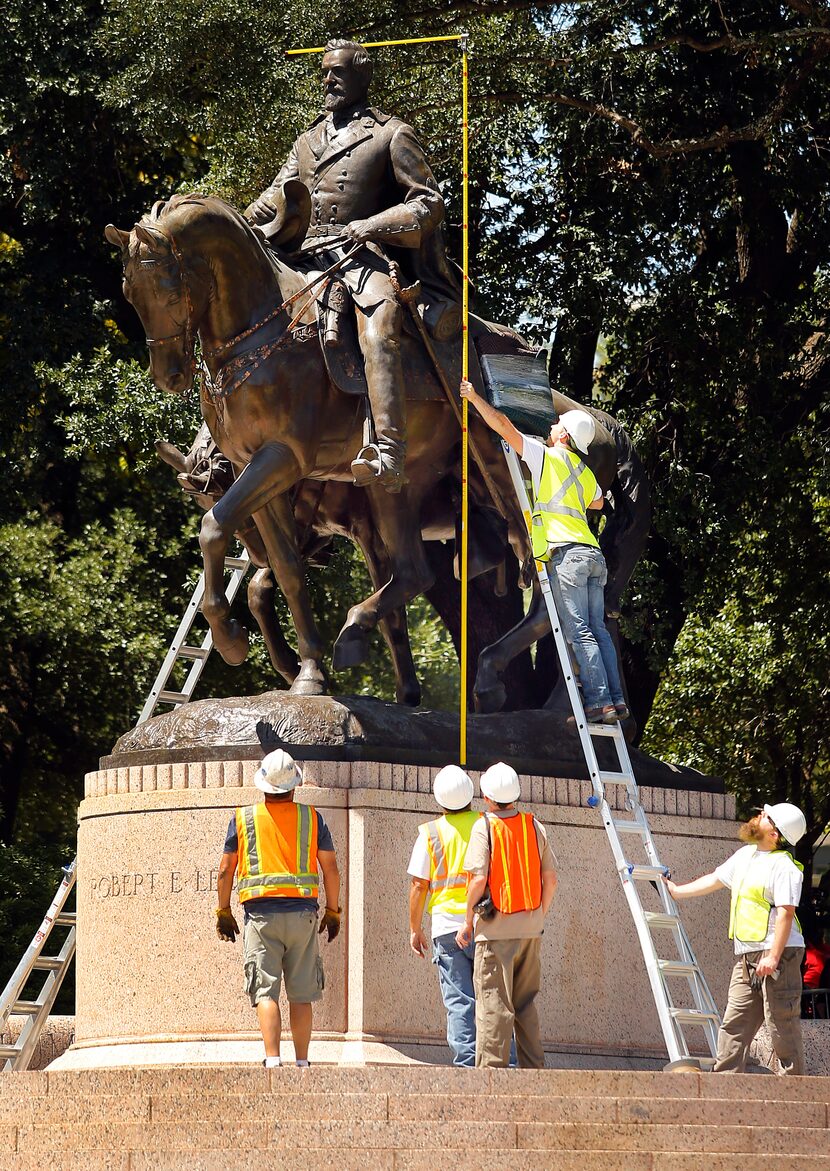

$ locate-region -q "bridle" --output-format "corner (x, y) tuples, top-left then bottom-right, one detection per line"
(130, 222), (362, 416)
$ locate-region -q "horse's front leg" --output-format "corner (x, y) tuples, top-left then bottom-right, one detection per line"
(247, 567), (301, 685)
(199, 441), (301, 666)
(253, 496), (327, 696)
(333, 486), (435, 671)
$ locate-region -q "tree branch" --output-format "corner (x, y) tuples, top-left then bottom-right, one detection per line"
(475, 37), (830, 157)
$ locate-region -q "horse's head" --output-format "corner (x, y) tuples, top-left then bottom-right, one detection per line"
(105, 199), (213, 395)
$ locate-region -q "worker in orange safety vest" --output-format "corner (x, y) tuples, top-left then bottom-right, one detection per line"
(457, 762), (558, 1067)
(216, 749), (341, 1067)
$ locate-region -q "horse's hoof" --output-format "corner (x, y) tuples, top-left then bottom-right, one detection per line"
(396, 683), (422, 707)
(332, 624), (371, 670)
(216, 621), (249, 666)
(474, 683), (506, 714)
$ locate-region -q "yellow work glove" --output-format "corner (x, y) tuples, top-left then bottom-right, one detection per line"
(215, 906), (240, 942)
(319, 906), (341, 942)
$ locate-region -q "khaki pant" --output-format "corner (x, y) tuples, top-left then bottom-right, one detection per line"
(473, 937), (544, 1068)
(714, 947), (805, 1075)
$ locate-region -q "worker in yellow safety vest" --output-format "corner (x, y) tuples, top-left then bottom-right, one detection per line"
(460, 379), (627, 725)
(215, 749), (341, 1068)
(408, 765), (480, 1066)
(666, 801), (807, 1074)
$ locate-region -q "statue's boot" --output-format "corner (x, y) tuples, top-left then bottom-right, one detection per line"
(351, 334), (407, 494)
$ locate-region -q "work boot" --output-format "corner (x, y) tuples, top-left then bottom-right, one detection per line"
(351, 437), (407, 494)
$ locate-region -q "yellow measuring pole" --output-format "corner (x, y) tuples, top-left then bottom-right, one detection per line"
(286, 31), (472, 765)
(459, 36), (469, 765)
(287, 34), (462, 54)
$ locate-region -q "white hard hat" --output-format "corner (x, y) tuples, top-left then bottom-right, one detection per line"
(255, 749), (302, 794)
(764, 802), (807, 846)
(433, 765), (474, 811)
(558, 409), (596, 455)
(480, 762), (521, 804)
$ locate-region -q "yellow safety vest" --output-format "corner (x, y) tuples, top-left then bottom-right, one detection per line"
(727, 846), (803, 944)
(530, 446), (599, 560)
(419, 810), (479, 916)
(235, 802), (319, 903)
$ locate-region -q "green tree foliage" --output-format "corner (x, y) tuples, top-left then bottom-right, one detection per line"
(2, 0), (830, 994)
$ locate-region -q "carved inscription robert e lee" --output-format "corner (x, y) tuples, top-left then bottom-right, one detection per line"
(89, 868), (226, 897)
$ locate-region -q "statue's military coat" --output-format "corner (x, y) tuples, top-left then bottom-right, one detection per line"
(262, 106), (460, 312)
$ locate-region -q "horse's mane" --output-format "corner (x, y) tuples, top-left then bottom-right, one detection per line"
(135, 192), (299, 289)
(139, 192), (242, 227)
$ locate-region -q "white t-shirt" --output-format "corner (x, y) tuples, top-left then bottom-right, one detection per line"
(714, 844), (804, 954)
(407, 835), (465, 940)
(520, 435), (601, 548)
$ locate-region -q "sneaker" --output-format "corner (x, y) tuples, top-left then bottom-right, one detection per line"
(585, 705), (618, 724)
(615, 703), (630, 721)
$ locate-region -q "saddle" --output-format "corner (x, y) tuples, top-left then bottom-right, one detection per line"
(313, 277), (526, 406)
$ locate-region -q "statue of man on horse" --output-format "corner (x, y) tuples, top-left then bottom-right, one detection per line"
(245, 38), (461, 494)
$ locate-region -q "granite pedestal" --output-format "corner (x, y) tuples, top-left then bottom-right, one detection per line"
(54, 694), (741, 1068)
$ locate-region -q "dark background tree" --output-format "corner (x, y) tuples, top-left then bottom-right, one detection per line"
(2, 0), (828, 998)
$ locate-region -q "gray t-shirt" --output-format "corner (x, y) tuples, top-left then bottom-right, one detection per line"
(463, 809), (557, 941)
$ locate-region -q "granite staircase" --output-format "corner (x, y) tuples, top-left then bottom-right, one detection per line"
(0, 1066), (828, 1170)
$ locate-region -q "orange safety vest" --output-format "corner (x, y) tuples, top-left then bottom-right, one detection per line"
(487, 812), (542, 914)
(235, 801), (319, 903)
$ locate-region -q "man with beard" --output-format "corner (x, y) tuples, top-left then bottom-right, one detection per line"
(666, 802), (807, 1074)
(246, 38), (456, 493)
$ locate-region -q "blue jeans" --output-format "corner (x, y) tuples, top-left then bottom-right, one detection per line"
(432, 932), (477, 1067)
(548, 544), (624, 709)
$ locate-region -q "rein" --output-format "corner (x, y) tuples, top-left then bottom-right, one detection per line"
(135, 222), (362, 415)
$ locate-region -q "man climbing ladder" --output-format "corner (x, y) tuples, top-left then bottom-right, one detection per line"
(462, 373), (721, 1068)
(459, 379), (627, 723)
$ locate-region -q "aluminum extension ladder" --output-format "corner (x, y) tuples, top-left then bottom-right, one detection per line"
(138, 548), (252, 723)
(0, 861), (77, 1071)
(500, 439), (721, 1067)
(0, 550), (253, 1070)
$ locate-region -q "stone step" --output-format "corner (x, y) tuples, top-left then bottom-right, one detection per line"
(28, 1065), (830, 1102)
(136, 1091), (826, 1129)
(7, 1118), (830, 1156)
(2, 1152), (830, 1171)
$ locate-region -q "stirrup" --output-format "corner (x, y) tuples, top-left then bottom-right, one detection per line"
(350, 443), (383, 487)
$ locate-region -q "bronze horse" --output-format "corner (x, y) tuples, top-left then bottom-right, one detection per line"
(106, 194), (531, 696)
(107, 194), (648, 707)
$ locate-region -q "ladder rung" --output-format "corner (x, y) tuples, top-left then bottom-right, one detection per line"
(588, 724), (623, 737)
(12, 1001), (41, 1015)
(178, 645), (209, 661)
(158, 690), (190, 705)
(224, 556), (248, 571)
(600, 771), (631, 785)
(670, 1008), (720, 1025)
(55, 912), (76, 926)
(645, 912), (682, 930)
(32, 957), (63, 972)
(0, 1045), (20, 1060)
(659, 960), (700, 978)
(612, 819), (644, 834)
(624, 863), (668, 881)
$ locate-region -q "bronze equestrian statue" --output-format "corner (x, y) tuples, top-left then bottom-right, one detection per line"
(246, 39), (460, 494)
(105, 39), (651, 712)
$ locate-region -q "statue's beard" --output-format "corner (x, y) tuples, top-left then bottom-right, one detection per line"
(738, 815), (766, 844)
(325, 92), (348, 111)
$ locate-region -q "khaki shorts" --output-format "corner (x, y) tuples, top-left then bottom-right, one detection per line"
(242, 908), (324, 1006)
